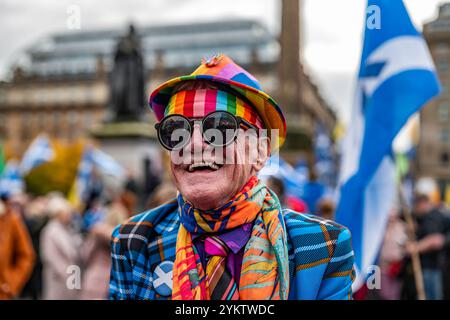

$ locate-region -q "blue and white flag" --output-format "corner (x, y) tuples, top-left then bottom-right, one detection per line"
(68, 146), (125, 207)
(90, 148), (125, 179)
(294, 159), (309, 184)
(0, 160), (25, 197)
(335, 0), (440, 290)
(68, 148), (94, 207)
(259, 156), (307, 197)
(314, 124), (337, 189)
(20, 134), (54, 175)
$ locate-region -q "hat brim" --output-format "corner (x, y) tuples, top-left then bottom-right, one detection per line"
(149, 74), (287, 148)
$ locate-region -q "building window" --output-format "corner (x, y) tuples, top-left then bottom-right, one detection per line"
(38, 112), (47, 132)
(441, 83), (449, 98)
(68, 110), (78, 125)
(438, 60), (449, 73)
(68, 111), (79, 140)
(435, 42), (449, 56)
(438, 103), (449, 122)
(0, 89), (6, 104)
(52, 112), (60, 137)
(21, 113), (33, 140)
(84, 111), (94, 129)
(441, 128), (449, 143)
(0, 114), (6, 138)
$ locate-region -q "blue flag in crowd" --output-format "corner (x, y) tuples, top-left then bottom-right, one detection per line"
(0, 160), (25, 197)
(20, 134), (55, 175)
(69, 146), (125, 207)
(259, 156), (307, 197)
(90, 148), (125, 179)
(314, 124), (336, 189)
(335, 0), (440, 290)
(70, 148), (95, 206)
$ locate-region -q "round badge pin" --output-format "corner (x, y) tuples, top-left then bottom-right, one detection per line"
(153, 261), (174, 296)
(202, 53), (222, 67)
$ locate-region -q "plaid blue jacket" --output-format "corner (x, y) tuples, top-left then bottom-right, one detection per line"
(109, 200), (355, 300)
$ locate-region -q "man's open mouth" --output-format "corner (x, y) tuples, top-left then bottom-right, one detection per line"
(188, 161), (222, 172)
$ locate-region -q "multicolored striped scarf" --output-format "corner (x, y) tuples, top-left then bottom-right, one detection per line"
(165, 89), (264, 129)
(171, 176), (289, 300)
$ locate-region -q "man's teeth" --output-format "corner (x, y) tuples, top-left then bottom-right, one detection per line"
(188, 162), (220, 172)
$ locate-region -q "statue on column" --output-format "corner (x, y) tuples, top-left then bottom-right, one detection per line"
(108, 24), (145, 122)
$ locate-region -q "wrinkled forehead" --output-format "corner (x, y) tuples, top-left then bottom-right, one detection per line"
(165, 88), (264, 129)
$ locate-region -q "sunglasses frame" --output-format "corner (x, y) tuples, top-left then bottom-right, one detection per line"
(155, 110), (259, 151)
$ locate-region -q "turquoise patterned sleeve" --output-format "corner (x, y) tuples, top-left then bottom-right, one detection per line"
(318, 227), (355, 300)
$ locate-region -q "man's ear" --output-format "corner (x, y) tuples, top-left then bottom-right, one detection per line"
(252, 136), (270, 173)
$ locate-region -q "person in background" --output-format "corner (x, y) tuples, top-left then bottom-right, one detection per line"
(143, 159), (162, 201)
(266, 176), (286, 207)
(8, 193), (29, 220)
(81, 193), (106, 232)
(123, 168), (140, 214)
(286, 195), (309, 213)
(0, 194), (36, 300)
(316, 198), (335, 221)
(145, 182), (177, 210)
(377, 208), (407, 300)
(80, 184), (127, 300)
(405, 194), (450, 300)
(443, 207), (450, 299)
(40, 196), (81, 300)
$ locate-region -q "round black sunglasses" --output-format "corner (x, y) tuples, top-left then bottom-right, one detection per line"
(155, 110), (258, 151)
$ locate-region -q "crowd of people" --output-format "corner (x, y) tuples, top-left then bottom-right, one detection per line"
(267, 176), (450, 300)
(0, 175), (176, 300)
(1, 164), (449, 300)
(374, 194), (450, 300)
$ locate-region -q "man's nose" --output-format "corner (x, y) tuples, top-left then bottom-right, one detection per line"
(190, 123), (207, 151)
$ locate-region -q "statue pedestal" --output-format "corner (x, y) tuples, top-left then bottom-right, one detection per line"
(90, 121), (163, 201)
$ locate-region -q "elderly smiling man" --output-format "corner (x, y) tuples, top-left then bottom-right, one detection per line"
(109, 54), (355, 300)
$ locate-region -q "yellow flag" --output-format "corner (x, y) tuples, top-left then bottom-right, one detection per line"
(445, 183), (450, 206)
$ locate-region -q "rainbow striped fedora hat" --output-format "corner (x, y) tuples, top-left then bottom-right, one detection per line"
(149, 54), (287, 148)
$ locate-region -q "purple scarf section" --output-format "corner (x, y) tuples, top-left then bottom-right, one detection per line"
(192, 223), (252, 284)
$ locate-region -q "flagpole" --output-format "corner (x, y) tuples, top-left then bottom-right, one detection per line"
(397, 180), (426, 300)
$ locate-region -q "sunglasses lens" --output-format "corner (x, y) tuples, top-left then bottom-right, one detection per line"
(158, 116), (191, 150)
(202, 112), (238, 146)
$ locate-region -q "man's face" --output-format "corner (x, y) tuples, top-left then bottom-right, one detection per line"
(415, 198), (431, 216)
(170, 123), (263, 211)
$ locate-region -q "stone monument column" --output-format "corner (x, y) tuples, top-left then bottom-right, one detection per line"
(91, 24), (162, 209)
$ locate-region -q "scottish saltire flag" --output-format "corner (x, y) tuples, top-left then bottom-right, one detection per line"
(294, 159), (309, 184)
(0, 160), (25, 197)
(20, 134), (54, 175)
(335, 0), (440, 290)
(68, 148), (94, 208)
(68, 147), (125, 207)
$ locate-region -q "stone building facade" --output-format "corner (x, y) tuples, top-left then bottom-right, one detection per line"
(420, 4), (450, 198)
(0, 18), (336, 167)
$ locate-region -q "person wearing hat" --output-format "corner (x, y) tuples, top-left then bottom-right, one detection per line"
(40, 196), (81, 300)
(109, 54), (354, 300)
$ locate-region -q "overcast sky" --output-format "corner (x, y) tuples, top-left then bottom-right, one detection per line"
(0, 0), (448, 122)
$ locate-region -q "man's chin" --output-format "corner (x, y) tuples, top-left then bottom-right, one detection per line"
(178, 178), (226, 210)
(182, 192), (224, 210)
